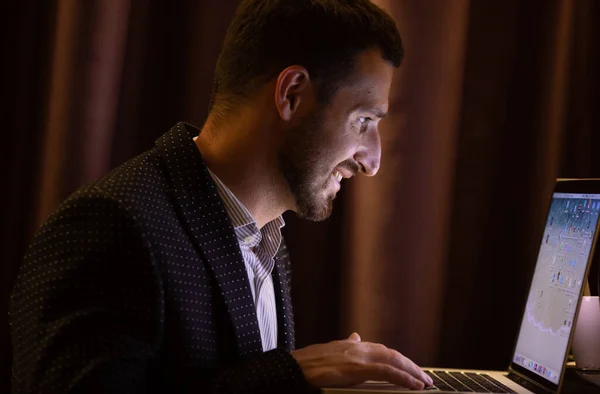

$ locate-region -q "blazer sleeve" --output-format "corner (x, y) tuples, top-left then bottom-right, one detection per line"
(10, 194), (317, 394)
(10, 194), (164, 393)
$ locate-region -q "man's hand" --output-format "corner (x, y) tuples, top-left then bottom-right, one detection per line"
(291, 333), (433, 390)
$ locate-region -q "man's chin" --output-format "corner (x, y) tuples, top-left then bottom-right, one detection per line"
(295, 197), (335, 222)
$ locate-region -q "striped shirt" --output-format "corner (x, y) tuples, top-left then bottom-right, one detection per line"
(208, 169), (283, 352)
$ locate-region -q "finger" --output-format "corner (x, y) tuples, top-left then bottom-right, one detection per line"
(361, 363), (425, 390)
(390, 351), (433, 386)
(367, 344), (433, 386)
(348, 332), (361, 341)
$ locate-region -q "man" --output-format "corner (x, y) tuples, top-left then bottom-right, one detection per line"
(10, 0), (433, 392)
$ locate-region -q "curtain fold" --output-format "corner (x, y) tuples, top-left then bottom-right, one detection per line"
(36, 0), (132, 225)
(343, 0), (471, 366)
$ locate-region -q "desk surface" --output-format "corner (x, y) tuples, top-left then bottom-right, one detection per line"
(562, 368), (600, 394)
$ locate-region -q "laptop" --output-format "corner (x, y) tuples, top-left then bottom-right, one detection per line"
(323, 178), (600, 394)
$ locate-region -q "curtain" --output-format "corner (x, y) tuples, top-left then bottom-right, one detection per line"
(2, 0), (599, 391)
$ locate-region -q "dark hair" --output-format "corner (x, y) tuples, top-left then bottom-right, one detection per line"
(210, 0), (404, 115)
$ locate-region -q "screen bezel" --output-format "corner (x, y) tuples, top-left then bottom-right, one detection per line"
(509, 179), (600, 393)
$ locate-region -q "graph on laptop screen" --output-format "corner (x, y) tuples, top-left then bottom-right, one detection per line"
(513, 193), (600, 384)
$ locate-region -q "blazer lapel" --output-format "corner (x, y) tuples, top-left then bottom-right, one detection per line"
(272, 242), (296, 352)
(155, 121), (262, 357)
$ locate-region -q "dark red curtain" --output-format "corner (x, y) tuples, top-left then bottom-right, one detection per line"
(2, 0), (599, 391)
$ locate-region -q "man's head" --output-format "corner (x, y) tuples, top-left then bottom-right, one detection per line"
(210, 0), (404, 221)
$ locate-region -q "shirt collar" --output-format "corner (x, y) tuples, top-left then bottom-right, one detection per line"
(207, 168), (285, 248)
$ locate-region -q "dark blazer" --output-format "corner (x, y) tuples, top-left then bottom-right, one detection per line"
(10, 122), (312, 393)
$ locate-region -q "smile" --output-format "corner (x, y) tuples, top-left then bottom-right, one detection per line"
(333, 170), (343, 182)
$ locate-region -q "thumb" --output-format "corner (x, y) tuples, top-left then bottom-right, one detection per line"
(348, 332), (361, 341)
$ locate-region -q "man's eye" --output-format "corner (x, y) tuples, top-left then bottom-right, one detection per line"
(359, 117), (372, 125)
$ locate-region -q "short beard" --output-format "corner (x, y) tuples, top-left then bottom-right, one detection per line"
(278, 108), (335, 221)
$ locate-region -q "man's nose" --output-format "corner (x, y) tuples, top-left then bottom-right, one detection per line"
(354, 131), (381, 177)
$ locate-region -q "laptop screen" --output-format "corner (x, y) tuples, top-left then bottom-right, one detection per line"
(512, 192), (600, 384)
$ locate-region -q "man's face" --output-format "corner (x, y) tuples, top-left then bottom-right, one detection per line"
(278, 49), (394, 221)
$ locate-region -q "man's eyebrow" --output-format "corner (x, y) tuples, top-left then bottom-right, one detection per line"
(354, 103), (388, 119)
(370, 108), (388, 119)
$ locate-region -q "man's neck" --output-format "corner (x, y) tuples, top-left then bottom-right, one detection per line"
(194, 112), (292, 229)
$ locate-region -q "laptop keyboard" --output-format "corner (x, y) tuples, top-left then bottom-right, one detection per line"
(425, 370), (517, 393)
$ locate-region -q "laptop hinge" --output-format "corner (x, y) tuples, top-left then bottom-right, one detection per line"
(507, 366), (555, 394)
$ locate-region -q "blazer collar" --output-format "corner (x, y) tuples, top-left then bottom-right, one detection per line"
(155, 122), (263, 356)
(272, 242), (296, 352)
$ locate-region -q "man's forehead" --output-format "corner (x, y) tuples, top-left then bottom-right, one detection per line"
(337, 50), (393, 103)
(337, 76), (391, 113)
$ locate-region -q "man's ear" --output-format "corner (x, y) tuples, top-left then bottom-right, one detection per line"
(274, 66), (310, 121)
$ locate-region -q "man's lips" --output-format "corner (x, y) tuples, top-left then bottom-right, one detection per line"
(335, 168), (354, 179)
